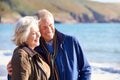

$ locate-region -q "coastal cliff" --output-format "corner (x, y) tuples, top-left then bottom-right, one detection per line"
(0, 0), (120, 23)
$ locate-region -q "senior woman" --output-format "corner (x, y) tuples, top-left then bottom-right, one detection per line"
(11, 16), (50, 80)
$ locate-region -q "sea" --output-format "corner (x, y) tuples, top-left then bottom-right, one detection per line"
(0, 23), (120, 80)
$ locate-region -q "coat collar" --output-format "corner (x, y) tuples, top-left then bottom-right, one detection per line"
(55, 29), (66, 46)
(40, 29), (66, 47)
(20, 43), (38, 57)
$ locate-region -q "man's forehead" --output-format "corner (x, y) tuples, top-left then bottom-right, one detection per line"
(40, 17), (54, 25)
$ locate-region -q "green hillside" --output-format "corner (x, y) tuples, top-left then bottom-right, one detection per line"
(0, 0), (120, 23)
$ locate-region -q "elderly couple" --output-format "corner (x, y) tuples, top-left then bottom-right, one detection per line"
(7, 9), (91, 80)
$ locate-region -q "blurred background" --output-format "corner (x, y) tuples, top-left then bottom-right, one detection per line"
(0, 0), (120, 80)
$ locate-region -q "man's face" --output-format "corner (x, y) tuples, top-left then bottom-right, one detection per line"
(39, 16), (55, 42)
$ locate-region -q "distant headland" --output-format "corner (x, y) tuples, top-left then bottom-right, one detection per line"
(0, 0), (120, 24)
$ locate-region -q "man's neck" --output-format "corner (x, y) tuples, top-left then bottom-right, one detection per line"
(46, 40), (53, 46)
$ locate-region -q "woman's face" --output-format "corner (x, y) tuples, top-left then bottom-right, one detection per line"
(26, 26), (40, 49)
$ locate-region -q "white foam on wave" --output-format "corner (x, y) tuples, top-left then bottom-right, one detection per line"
(0, 76), (7, 80)
(91, 62), (120, 80)
(0, 50), (12, 80)
(0, 50), (12, 65)
(0, 50), (120, 80)
(91, 62), (120, 70)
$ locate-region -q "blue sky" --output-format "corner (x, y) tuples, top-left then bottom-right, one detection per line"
(90, 0), (120, 3)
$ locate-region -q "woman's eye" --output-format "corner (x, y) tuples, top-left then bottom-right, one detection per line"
(32, 32), (36, 35)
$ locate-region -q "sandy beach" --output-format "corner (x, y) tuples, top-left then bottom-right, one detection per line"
(0, 63), (120, 80)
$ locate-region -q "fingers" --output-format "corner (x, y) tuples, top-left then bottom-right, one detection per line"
(7, 60), (12, 75)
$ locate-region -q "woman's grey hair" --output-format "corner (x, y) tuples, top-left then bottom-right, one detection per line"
(12, 16), (39, 46)
(33, 9), (54, 23)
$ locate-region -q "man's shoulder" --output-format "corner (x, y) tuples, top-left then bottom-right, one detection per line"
(56, 30), (75, 39)
(56, 30), (78, 42)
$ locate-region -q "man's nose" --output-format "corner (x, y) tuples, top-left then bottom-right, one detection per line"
(46, 26), (51, 31)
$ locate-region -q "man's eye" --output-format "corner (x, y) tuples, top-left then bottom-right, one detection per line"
(42, 27), (47, 30)
(50, 24), (52, 27)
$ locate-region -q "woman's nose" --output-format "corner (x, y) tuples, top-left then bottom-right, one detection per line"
(37, 32), (41, 37)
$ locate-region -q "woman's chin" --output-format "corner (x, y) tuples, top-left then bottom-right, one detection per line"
(36, 43), (40, 47)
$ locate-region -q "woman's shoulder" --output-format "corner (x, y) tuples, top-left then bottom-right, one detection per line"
(13, 46), (28, 57)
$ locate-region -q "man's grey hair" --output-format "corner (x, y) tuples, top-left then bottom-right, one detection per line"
(33, 9), (54, 21)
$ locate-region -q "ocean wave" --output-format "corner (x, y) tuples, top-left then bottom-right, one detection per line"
(0, 65), (7, 80)
(91, 62), (120, 74)
(0, 76), (7, 80)
(99, 67), (120, 74)
(0, 50), (12, 66)
(0, 61), (120, 80)
(91, 62), (120, 80)
(0, 50), (120, 80)
(0, 65), (7, 76)
(0, 50), (12, 80)
(0, 50), (12, 56)
(85, 48), (120, 54)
